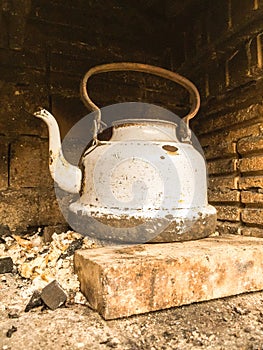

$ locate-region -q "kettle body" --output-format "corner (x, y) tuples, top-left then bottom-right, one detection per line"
(69, 118), (216, 243)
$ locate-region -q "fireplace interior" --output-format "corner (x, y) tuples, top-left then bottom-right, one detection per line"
(0, 0), (262, 237)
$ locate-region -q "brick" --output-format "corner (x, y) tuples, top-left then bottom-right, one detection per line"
(249, 34), (261, 73)
(32, 1), (89, 28)
(199, 123), (261, 146)
(43, 224), (69, 243)
(242, 208), (263, 225)
(9, 138), (52, 190)
(207, 158), (238, 175)
(231, 0), (254, 27)
(50, 72), (80, 97)
(0, 82), (49, 137)
(216, 221), (241, 235)
(10, 137), (42, 188)
(239, 155), (263, 172)
(215, 205), (241, 221)
(74, 235), (263, 319)
(208, 58), (226, 97)
(44, 95), (87, 144)
(241, 226), (263, 237)
(227, 46), (249, 88)
(237, 135), (263, 155)
(184, 26), (196, 61)
(241, 191), (263, 203)
(194, 104), (263, 135)
(28, 19), (90, 47)
(40, 141), (54, 189)
(38, 189), (66, 226)
(0, 137), (8, 190)
(207, 0), (229, 42)
(0, 47), (46, 71)
(203, 141), (236, 160)
(0, 189), (39, 232)
(208, 189), (240, 203)
(239, 176), (263, 189)
(0, 10), (8, 48)
(208, 176), (238, 190)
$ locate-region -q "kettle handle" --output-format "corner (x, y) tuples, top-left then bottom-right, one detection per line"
(80, 62), (200, 136)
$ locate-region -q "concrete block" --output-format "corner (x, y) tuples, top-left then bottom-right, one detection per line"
(74, 235), (263, 320)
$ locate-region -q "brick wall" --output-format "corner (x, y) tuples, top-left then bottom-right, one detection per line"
(1, 0), (262, 236)
(167, 0), (263, 236)
(0, 0), (185, 234)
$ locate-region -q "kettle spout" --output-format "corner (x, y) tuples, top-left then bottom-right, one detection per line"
(34, 109), (82, 194)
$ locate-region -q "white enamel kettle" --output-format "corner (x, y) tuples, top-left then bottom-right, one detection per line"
(34, 63), (216, 243)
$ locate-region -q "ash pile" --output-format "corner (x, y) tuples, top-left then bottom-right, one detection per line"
(0, 229), (102, 312)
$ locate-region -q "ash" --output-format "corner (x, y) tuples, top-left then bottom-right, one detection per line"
(0, 229), (103, 308)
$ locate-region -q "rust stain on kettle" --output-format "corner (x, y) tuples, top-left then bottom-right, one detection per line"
(162, 145), (178, 154)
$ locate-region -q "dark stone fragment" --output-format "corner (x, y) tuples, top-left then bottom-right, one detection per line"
(6, 325), (17, 338)
(8, 312), (19, 319)
(0, 256), (13, 274)
(41, 280), (67, 310)
(0, 224), (11, 237)
(24, 290), (43, 312)
(233, 306), (250, 315)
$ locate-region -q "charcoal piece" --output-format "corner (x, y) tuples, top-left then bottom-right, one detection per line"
(6, 326), (17, 338)
(25, 290), (43, 312)
(41, 280), (67, 310)
(60, 238), (84, 259)
(0, 256), (13, 274)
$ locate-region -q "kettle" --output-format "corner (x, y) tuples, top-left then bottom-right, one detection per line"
(34, 63), (216, 243)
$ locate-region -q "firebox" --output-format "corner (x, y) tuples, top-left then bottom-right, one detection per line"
(0, 0), (262, 238)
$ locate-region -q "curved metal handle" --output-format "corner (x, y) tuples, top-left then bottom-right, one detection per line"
(81, 63), (200, 143)
(81, 62), (200, 124)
